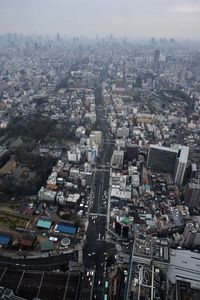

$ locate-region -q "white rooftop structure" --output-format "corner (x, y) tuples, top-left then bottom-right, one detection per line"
(168, 249), (200, 289)
(149, 144), (177, 153)
(67, 193), (80, 203)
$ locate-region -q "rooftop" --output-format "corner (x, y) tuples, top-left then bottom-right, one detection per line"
(40, 240), (54, 252)
(169, 249), (200, 289)
(149, 144), (178, 153)
(37, 219), (52, 229)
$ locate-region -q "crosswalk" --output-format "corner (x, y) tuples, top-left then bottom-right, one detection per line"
(97, 164), (110, 168)
(89, 212), (107, 217)
(95, 169), (110, 173)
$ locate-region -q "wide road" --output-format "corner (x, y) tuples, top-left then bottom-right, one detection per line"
(0, 251), (77, 271)
(80, 84), (115, 300)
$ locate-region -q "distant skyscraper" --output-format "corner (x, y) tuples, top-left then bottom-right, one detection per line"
(153, 49), (160, 73)
(151, 37), (156, 45)
(56, 33), (60, 41)
(170, 38), (176, 44)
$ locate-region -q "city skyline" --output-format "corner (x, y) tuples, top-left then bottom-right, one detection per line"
(0, 0), (200, 39)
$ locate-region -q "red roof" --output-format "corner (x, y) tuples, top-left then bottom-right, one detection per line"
(20, 235), (35, 247)
(23, 208), (34, 215)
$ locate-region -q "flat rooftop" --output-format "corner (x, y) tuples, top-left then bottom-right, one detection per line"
(168, 249), (200, 289)
(149, 144), (178, 153)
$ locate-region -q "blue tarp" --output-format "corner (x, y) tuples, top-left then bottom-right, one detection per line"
(0, 236), (10, 245)
(56, 224), (76, 235)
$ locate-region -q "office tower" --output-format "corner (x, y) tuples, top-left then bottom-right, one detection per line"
(115, 216), (131, 239)
(183, 223), (200, 249)
(185, 183), (200, 208)
(189, 163), (197, 179)
(153, 49), (160, 73)
(147, 145), (177, 173)
(150, 37), (156, 45)
(170, 38), (176, 44)
(56, 33), (60, 41)
(147, 145), (189, 185)
(89, 131), (102, 147)
(112, 150), (124, 169)
(173, 146), (189, 185)
(125, 142), (139, 161)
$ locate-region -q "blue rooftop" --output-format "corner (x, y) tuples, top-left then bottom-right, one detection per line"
(0, 236), (10, 245)
(56, 224), (76, 235)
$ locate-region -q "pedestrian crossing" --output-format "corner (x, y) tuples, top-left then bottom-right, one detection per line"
(89, 212), (107, 217)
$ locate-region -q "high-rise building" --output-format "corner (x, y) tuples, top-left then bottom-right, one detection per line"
(67, 148), (81, 162)
(185, 183), (200, 208)
(153, 49), (160, 73)
(150, 37), (156, 45)
(89, 131), (102, 147)
(173, 146), (189, 185)
(56, 33), (60, 41)
(125, 142), (139, 161)
(189, 163), (197, 179)
(147, 145), (189, 185)
(115, 216), (131, 239)
(183, 223), (200, 249)
(147, 145), (177, 174)
(112, 150), (124, 169)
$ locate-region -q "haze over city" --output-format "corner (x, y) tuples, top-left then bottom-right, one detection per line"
(0, 0), (200, 38)
(0, 1), (200, 300)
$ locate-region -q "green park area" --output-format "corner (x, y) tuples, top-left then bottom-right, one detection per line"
(0, 214), (28, 231)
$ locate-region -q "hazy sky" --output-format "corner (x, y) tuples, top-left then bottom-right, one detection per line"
(0, 0), (200, 38)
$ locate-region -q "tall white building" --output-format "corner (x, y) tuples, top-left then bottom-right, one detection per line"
(112, 150), (124, 169)
(173, 146), (189, 185)
(89, 131), (102, 147)
(67, 148), (81, 162)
